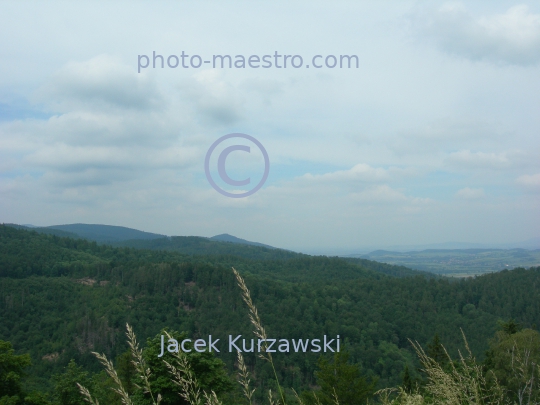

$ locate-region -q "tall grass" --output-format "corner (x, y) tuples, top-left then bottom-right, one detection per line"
(78, 268), (539, 405)
(376, 329), (540, 405)
(77, 267), (290, 405)
(232, 267), (287, 404)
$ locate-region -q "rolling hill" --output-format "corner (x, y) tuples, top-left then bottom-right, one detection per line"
(1, 224), (540, 397)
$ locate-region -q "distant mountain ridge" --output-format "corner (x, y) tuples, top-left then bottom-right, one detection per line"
(4, 223), (278, 250)
(0, 224), (435, 281)
(44, 223), (166, 242)
(209, 233), (276, 249)
(4, 223), (80, 239)
(6, 223), (538, 276)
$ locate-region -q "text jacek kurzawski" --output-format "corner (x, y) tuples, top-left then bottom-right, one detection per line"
(158, 335), (340, 357)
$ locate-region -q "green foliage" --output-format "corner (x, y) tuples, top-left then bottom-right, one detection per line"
(342, 257), (437, 278)
(22, 392), (52, 405)
(112, 236), (299, 261)
(2, 225), (540, 402)
(132, 331), (234, 405)
(426, 334), (447, 367)
(116, 351), (136, 395)
(87, 370), (122, 405)
(0, 340), (31, 404)
(307, 351), (376, 405)
(484, 328), (540, 403)
(377, 328), (539, 405)
(0, 224), (427, 282)
(497, 319), (522, 335)
(402, 365), (413, 393)
(52, 360), (90, 405)
(0, 396), (19, 405)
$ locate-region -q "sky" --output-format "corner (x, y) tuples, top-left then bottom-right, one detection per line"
(0, 1), (539, 253)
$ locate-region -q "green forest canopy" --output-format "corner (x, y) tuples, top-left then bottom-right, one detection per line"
(1, 224), (539, 402)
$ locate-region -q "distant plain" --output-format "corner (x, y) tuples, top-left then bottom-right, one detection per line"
(351, 249), (540, 277)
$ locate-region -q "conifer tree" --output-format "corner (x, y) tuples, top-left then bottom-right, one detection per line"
(402, 365), (413, 393)
(426, 334), (447, 366)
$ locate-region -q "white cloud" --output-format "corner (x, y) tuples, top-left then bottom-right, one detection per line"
(517, 173), (540, 189)
(0, 2), (538, 249)
(0, 57), (206, 190)
(179, 69), (244, 125)
(456, 187), (485, 199)
(255, 166), (431, 214)
(445, 150), (510, 169)
(300, 163), (410, 184)
(35, 55), (162, 112)
(351, 185), (432, 204)
(390, 118), (510, 158)
(415, 4), (540, 65)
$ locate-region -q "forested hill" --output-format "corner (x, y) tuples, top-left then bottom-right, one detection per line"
(43, 223), (166, 242)
(209, 233), (277, 249)
(1, 224), (540, 399)
(0, 224), (429, 280)
(7, 223), (166, 242)
(111, 235), (298, 261)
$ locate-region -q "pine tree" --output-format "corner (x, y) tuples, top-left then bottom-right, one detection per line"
(116, 350), (136, 395)
(402, 365), (413, 393)
(426, 334), (447, 365)
(499, 319), (522, 335)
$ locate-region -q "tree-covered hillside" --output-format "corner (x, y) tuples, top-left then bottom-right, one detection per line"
(1, 224), (540, 403)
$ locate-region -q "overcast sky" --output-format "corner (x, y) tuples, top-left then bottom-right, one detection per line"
(1, 1), (539, 252)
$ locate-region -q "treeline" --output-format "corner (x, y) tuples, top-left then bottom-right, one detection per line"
(1, 225), (540, 403)
(2, 294), (540, 404)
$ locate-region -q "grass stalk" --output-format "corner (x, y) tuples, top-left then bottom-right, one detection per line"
(233, 267), (287, 405)
(126, 323), (162, 405)
(77, 383), (100, 405)
(236, 351), (255, 405)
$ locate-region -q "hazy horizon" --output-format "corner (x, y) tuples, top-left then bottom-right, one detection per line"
(1, 1), (539, 252)
(6, 222), (540, 256)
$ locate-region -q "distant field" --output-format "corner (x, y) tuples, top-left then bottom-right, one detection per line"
(353, 248), (540, 276)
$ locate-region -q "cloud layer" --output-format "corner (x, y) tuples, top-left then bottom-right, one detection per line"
(0, 1), (538, 251)
(414, 3), (540, 65)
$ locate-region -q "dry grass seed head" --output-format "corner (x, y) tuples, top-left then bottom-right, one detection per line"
(126, 323), (162, 405)
(232, 268), (286, 405)
(236, 351), (255, 404)
(77, 383), (100, 405)
(409, 332), (506, 405)
(91, 351), (133, 405)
